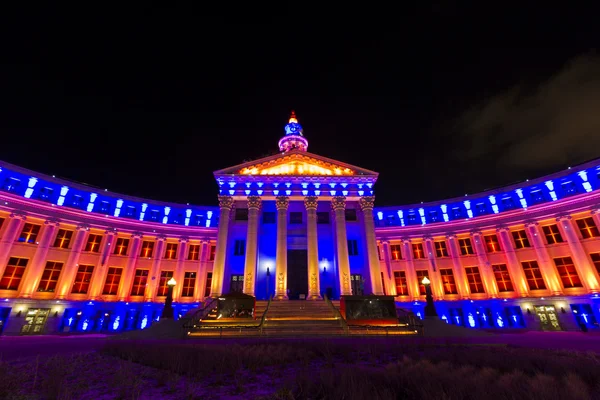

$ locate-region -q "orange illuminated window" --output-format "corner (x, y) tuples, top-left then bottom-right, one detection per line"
(164, 243), (178, 260)
(554, 257), (582, 288)
(71, 265), (94, 294)
(0, 257), (28, 290)
(576, 217), (600, 239)
(102, 267), (122, 295)
(542, 225), (563, 244)
(52, 229), (73, 249)
(130, 269), (149, 296)
(18, 223), (40, 244)
(458, 238), (474, 255)
(591, 253), (600, 276)
(492, 264), (513, 292)
(209, 245), (216, 261)
(465, 266), (485, 293)
(204, 272), (213, 297)
(512, 230), (530, 249)
(182, 272), (196, 297)
(157, 270), (174, 296)
(139, 241), (154, 258)
(412, 243), (425, 259)
(440, 268), (457, 294)
(84, 234), (103, 252)
(484, 235), (501, 252)
(113, 238), (129, 256)
(390, 244), (402, 260)
(37, 261), (63, 292)
(393, 271), (408, 296)
(522, 261), (546, 290)
(416, 270), (429, 295)
(188, 244), (200, 261)
(435, 241), (448, 257)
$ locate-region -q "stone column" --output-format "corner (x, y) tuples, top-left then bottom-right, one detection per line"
(173, 237), (189, 301)
(56, 224), (90, 299)
(496, 226), (529, 297)
(359, 196), (384, 295)
(332, 196), (352, 296)
(145, 235), (166, 301)
(424, 236), (444, 299)
(89, 229), (117, 300)
(243, 196), (261, 297)
(380, 240), (397, 296)
(471, 230), (498, 298)
(0, 211), (27, 280)
(525, 222), (562, 295)
(20, 218), (60, 297)
(557, 215), (600, 293)
(275, 196), (289, 299)
(446, 234), (470, 298)
(402, 238), (420, 300)
(304, 196), (321, 299)
(117, 232), (143, 301)
(210, 195), (234, 297)
(194, 239), (210, 302)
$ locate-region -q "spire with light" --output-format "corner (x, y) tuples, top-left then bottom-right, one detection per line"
(278, 110), (308, 152)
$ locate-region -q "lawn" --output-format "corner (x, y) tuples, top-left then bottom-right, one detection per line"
(1, 337), (600, 399)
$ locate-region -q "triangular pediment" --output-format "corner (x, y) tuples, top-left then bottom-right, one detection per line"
(214, 150), (378, 178)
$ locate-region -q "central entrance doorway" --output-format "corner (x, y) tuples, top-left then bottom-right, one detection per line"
(535, 305), (562, 331)
(287, 249), (308, 300)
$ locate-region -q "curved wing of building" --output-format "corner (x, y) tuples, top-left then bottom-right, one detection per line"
(0, 112), (599, 334)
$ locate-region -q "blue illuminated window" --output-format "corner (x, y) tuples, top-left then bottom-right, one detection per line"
(263, 212), (276, 224)
(529, 190), (544, 204)
(501, 197), (514, 210)
(38, 187), (54, 200)
(124, 206), (136, 218)
(407, 213), (417, 224)
(3, 177), (21, 192)
(561, 181), (578, 196)
(428, 210), (438, 222)
(172, 213), (183, 225)
(451, 207), (462, 219)
(194, 214), (205, 226)
(344, 209), (357, 221)
(290, 212), (303, 224)
(99, 201), (111, 213)
(317, 212), (329, 224)
(386, 215), (396, 226)
(475, 203), (487, 215)
(149, 210), (160, 222)
(234, 240), (245, 256)
(347, 240), (359, 256)
(71, 195), (83, 207)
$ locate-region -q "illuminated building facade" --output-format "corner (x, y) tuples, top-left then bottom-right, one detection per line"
(1, 112), (600, 334)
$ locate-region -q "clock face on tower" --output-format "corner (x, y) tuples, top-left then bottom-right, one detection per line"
(285, 122), (302, 135)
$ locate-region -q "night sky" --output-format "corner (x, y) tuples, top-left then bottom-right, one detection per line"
(1, 6), (599, 207)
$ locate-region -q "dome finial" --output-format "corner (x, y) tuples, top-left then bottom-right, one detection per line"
(289, 110), (298, 123)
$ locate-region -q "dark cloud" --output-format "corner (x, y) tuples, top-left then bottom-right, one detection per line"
(454, 53), (600, 176)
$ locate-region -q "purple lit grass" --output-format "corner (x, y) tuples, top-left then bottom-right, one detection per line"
(2, 335), (600, 399)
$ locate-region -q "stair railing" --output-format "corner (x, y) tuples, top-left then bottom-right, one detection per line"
(258, 295), (272, 335)
(324, 294), (348, 335)
(184, 297), (219, 328)
(397, 307), (424, 335)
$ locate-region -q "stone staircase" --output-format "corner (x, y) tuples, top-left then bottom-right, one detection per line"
(260, 299), (345, 336)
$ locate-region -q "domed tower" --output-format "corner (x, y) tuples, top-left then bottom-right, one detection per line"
(278, 110), (308, 152)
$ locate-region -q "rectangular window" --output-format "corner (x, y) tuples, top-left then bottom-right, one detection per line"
(0, 217), (4, 229)
(71, 265), (94, 294)
(465, 266), (485, 294)
(235, 208), (249, 221)
(164, 243), (178, 260)
(412, 243), (425, 259)
(440, 268), (458, 294)
(209, 245), (216, 261)
(522, 261), (546, 290)
(204, 272), (213, 297)
(317, 212), (330, 224)
(458, 238), (474, 255)
(512, 230), (530, 249)
(234, 240), (246, 256)
(484, 234), (501, 252)
(542, 224), (563, 244)
(18, 223), (40, 243)
(347, 240), (359, 256)
(576, 217), (600, 239)
(381, 272), (386, 295)
(434, 241), (448, 257)
(188, 244), (200, 260)
(84, 234), (103, 252)
(416, 270), (429, 295)
(393, 271), (409, 296)
(290, 212), (303, 224)
(102, 267), (123, 295)
(157, 270), (174, 296)
(345, 209), (357, 221)
(52, 229), (73, 249)
(0, 257), (28, 290)
(37, 261), (63, 292)
(492, 264), (513, 292)
(263, 211), (276, 224)
(554, 257), (582, 288)
(130, 269), (149, 296)
(140, 241), (154, 258)
(113, 238), (129, 256)
(390, 244), (402, 260)
(591, 253), (600, 276)
(182, 272), (196, 297)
